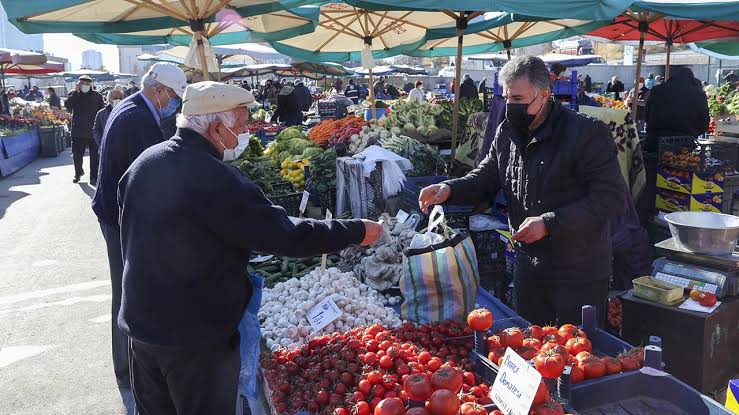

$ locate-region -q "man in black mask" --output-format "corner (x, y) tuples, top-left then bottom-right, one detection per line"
(418, 56), (625, 326)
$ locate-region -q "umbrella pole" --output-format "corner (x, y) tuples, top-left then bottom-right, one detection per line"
(665, 41), (672, 80)
(451, 20), (466, 164)
(369, 68), (376, 123)
(195, 31), (211, 81)
(506, 48), (511, 60)
(632, 27), (646, 117)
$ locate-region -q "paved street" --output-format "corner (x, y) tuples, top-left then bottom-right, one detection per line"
(0, 150), (127, 414)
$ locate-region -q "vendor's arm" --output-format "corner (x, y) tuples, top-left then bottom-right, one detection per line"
(443, 138), (501, 206)
(541, 122), (625, 237)
(200, 170), (368, 258)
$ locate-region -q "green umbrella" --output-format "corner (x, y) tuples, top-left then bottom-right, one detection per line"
(1, 0), (319, 80)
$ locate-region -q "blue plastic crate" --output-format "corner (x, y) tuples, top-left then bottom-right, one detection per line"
(401, 176), (475, 215)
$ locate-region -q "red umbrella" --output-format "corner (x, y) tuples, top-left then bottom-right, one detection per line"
(4, 60), (65, 76)
(0, 48), (49, 88)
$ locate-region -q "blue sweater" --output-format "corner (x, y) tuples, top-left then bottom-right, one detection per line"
(117, 128), (366, 347)
(92, 92), (163, 225)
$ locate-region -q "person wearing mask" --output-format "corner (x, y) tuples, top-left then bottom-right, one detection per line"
(724, 70), (739, 84)
(407, 80), (425, 103)
(584, 74), (593, 93)
(645, 73), (656, 89)
(126, 80), (140, 97)
(272, 84), (303, 127)
(117, 82), (383, 413)
(308, 81), (318, 94)
(46, 87), (61, 109)
(385, 83), (400, 99)
(293, 80), (313, 111)
(263, 80), (278, 106)
(26, 85), (43, 101)
(645, 67), (709, 152)
(344, 79), (360, 104)
(625, 77), (650, 108)
(655, 75), (663, 85)
(373, 79), (385, 98)
(550, 63), (567, 80)
(418, 56), (625, 326)
(93, 89), (125, 150)
(65, 75), (105, 184)
(606, 76), (625, 100)
(459, 74), (478, 99)
(159, 87), (183, 139)
(92, 63), (187, 410)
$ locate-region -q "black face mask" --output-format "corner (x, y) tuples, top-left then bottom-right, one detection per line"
(506, 94), (542, 132)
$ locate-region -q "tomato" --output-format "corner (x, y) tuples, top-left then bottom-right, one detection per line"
(491, 411), (504, 415)
(426, 358), (442, 372)
(579, 356), (606, 379)
(402, 373), (432, 401)
(353, 391), (367, 403)
(543, 334), (564, 346)
(540, 343), (570, 362)
(517, 345), (539, 360)
(603, 356), (622, 375)
(542, 326), (559, 337)
(531, 400), (565, 415)
(469, 386), (483, 398)
(373, 398), (405, 415)
(565, 336), (592, 356)
(336, 407), (351, 415)
(417, 351), (432, 364)
(486, 335), (503, 350)
(488, 347), (506, 365)
(317, 390), (330, 405)
(406, 408), (429, 415)
(380, 355), (394, 369)
(523, 337), (543, 350)
(427, 389), (461, 415)
(689, 289), (702, 301)
(535, 351), (565, 379)
(618, 354), (640, 372)
(368, 371), (383, 385)
(430, 366), (463, 392)
(459, 402), (487, 415)
(467, 308), (494, 331)
(533, 381), (551, 405)
(575, 351), (593, 362)
(558, 324), (586, 344)
(525, 325), (545, 340)
(698, 292), (717, 307)
(463, 371), (475, 386)
(569, 365), (585, 384)
(500, 327), (524, 348)
(364, 352), (378, 366)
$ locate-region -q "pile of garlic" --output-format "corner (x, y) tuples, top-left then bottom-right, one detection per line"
(258, 267), (403, 351)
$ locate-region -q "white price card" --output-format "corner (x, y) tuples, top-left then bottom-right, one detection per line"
(249, 255), (274, 263)
(395, 209), (409, 224)
(307, 297), (343, 332)
(491, 348), (542, 415)
(299, 191), (310, 216)
(321, 210), (333, 271)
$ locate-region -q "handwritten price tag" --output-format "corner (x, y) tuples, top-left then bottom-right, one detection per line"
(491, 348), (542, 415)
(299, 191), (310, 217)
(306, 297), (343, 332)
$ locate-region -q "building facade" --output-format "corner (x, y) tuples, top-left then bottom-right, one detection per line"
(82, 50), (104, 70)
(118, 45), (168, 77)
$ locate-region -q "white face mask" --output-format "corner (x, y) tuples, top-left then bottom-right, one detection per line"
(220, 126), (249, 162)
(111, 99), (121, 108)
(80, 85), (91, 93)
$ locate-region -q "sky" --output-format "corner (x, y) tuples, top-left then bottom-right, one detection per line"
(43, 34), (120, 72)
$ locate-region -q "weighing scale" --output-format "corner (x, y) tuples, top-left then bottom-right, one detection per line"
(652, 237), (739, 298)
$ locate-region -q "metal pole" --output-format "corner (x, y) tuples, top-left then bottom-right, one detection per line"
(451, 16), (466, 163)
(368, 67), (376, 121)
(632, 25), (646, 117)
(665, 41), (672, 80)
(506, 48), (511, 60)
(195, 31), (211, 81)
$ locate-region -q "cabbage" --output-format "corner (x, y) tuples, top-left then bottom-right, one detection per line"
(276, 126), (306, 141)
(403, 123), (416, 132)
(301, 147), (324, 159)
(286, 138), (313, 154)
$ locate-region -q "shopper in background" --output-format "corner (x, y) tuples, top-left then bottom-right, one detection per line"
(293, 80), (313, 111)
(459, 74), (478, 99)
(645, 73), (656, 89)
(65, 75), (105, 184)
(272, 84), (303, 126)
(550, 63), (567, 80)
(606, 76), (625, 100)
(725, 70), (739, 84)
(583, 74), (592, 93)
(359, 82), (369, 101)
(407, 80), (425, 103)
(26, 85), (43, 101)
(125, 80), (140, 97)
(93, 89), (124, 149)
(117, 82), (383, 414)
(655, 75), (664, 85)
(91, 63), (187, 412)
(645, 67), (709, 152)
(385, 83), (401, 99)
(333, 79), (344, 94)
(373, 78), (385, 98)
(46, 87), (61, 109)
(419, 56), (625, 326)
(344, 79), (360, 104)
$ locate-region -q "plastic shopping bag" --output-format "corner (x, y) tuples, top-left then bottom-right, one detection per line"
(238, 273), (264, 399)
(400, 206), (480, 323)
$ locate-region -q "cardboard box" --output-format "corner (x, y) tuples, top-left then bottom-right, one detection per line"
(656, 189), (722, 212)
(656, 167), (726, 195)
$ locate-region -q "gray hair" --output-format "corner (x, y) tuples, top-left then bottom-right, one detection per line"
(499, 55), (550, 92)
(108, 89), (124, 100)
(175, 110), (239, 136)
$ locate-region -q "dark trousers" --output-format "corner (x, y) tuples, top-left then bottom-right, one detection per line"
(72, 136), (99, 179)
(100, 221), (130, 387)
(514, 271), (609, 327)
(129, 333), (240, 415)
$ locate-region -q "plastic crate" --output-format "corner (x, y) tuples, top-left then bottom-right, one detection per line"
(401, 176), (475, 215)
(270, 191), (302, 217)
(658, 136), (737, 174)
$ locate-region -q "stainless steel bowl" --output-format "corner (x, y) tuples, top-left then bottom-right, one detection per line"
(664, 212), (739, 256)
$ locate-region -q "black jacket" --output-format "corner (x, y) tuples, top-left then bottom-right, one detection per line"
(445, 100), (625, 282)
(645, 68), (709, 151)
(606, 80), (625, 100)
(117, 128), (365, 347)
(293, 82), (313, 111)
(459, 78), (478, 99)
(273, 90), (303, 126)
(345, 83), (360, 102)
(65, 89), (104, 138)
(385, 84), (400, 99)
(93, 105), (113, 147)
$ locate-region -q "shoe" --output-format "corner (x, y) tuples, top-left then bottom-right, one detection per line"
(73, 176), (80, 183)
(90, 178), (97, 187)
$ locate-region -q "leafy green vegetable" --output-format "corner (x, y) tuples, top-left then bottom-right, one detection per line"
(308, 149), (337, 196)
(380, 135), (446, 177)
(231, 156), (285, 195)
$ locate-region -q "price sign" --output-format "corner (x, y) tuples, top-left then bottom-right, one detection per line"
(306, 297), (343, 332)
(299, 191), (310, 217)
(491, 348), (542, 415)
(395, 209), (409, 224)
(249, 255), (274, 263)
(321, 210), (333, 271)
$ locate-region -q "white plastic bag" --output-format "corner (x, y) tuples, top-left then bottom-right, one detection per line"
(409, 206), (447, 249)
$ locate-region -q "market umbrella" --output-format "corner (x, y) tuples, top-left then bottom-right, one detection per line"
(689, 39), (739, 60)
(1, 0), (320, 81)
(0, 48), (48, 88)
(59, 69), (112, 81)
(585, 0), (739, 114)
(138, 46), (257, 68)
(352, 65), (427, 75)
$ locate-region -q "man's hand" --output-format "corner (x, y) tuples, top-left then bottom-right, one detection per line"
(360, 220), (384, 246)
(75, 82), (81, 92)
(511, 216), (549, 244)
(418, 183), (451, 214)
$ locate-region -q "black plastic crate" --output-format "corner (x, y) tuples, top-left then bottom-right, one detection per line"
(658, 136), (737, 174)
(270, 191), (303, 217)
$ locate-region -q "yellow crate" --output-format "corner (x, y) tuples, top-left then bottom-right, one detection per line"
(633, 276), (685, 305)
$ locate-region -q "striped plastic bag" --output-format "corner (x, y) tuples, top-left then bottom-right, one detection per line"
(400, 206), (480, 323)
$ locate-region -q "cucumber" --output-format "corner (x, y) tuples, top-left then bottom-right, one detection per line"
(258, 265), (280, 273)
(280, 260), (290, 274)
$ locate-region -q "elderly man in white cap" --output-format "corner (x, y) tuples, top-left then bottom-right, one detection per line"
(65, 74), (104, 184)
(91, 62), (186, 408)
(117, 81), (382, 414)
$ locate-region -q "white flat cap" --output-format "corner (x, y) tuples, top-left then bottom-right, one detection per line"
(144, 62), (187, 98)
(181, 81), (259, 116)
